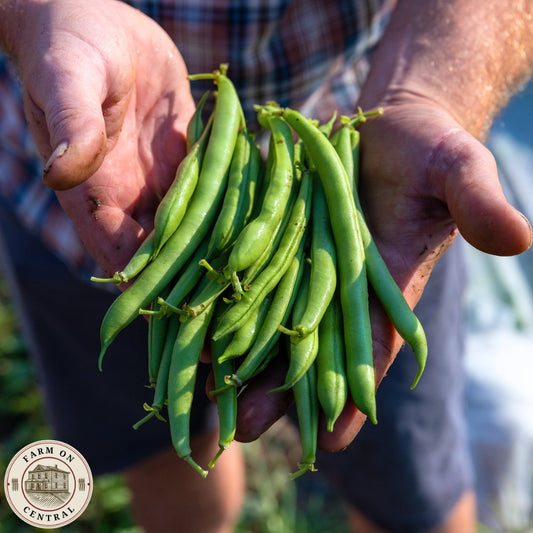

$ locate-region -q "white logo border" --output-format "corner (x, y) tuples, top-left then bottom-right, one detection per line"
(3, 439), (93, 529)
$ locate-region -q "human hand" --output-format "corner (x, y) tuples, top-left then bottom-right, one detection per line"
(326, 99), (531, 448)
(231, 98), (532, 451)
(9, 0), (195, 276)
(231, 0), (533, 451)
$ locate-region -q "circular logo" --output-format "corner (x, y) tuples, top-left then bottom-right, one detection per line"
(3, 440), (93, 529)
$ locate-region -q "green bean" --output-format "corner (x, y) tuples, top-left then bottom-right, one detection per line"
(338, 117), (427, 388)
(153, 240), (209, 311)
(270, 265), (319, 392)
(330, 118), (355, 192)
(240, 140), (304, 287)
(208, 357), (236, 468)
(208, 294), (272, 394)
(218, 295), (271, 363)
(344, 107), (383, 186)
(212, 237), (306, 393)
(138, 240), (210, 321)
(289, 361), (318, 480)
(151, 112), (214, 258)
(351, 106), (384, 128)
(212, 169), (312, 342)
(167, 299), (216, 478)
(240, 193), (290, 288)
(227, 110), (294, 277)
(92, 101), (218, 286)
(207, 154), (247, 258)
(248, 345), (280, 380)
(98, 66), (242, 369)
(133, 315), (180, 429)
(332, 113), (426, 387)
(208, 302), (237, 468)
(237, 134), (262, 228)
(188, 64), (246, 130)
(176, 250), (234, 318)
(282, 179), (337, 338)
(332, 109), (383, 191)
(279, 105), (376, 424)
(316, 290), (347, 432)
(147, 290), (170, 386)
(356, 202), (427, 388)
(318, 112), (337, 137)
(349, 127), (360, 189)
(182, 275), (231, 320)
(245, 135), (271, 222)
(186, 90), (210, 151)
(224, 132), (263, 263)
(207, 128), (253, 258)
(90, 228), (156, 284)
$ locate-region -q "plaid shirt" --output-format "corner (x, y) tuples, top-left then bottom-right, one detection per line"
(0, 0), (393, 278)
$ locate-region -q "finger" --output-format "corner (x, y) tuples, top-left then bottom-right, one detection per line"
(56, 187), (146, 276)
(24, 83), (107, 191)
(233, 356), (293, 443)
(23, 47), (131, 191)
(431, 129), (532, 256)
(318, 399), (367, 452)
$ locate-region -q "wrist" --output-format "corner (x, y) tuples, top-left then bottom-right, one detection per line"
(358, 0), (533, 140)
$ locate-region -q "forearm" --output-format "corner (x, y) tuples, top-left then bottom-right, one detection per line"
(359, 0), (533, 139)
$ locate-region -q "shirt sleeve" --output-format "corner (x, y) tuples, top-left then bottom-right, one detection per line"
(0, 0), (394, 279)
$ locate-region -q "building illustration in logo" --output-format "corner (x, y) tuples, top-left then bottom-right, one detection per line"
(24, 463), (72, 508)
(4, 440), (93, 528)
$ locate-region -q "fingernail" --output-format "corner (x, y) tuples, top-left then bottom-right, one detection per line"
(43, 141), (69, 175)
(520, 212), (533, 250)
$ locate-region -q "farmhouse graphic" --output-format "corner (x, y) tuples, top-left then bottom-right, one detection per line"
(23, 463), (72, 508)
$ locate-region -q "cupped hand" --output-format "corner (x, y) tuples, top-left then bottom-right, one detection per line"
(232, 97), (532, 450)
(13, 0), (195, 276)
(321, 100), (531, 450)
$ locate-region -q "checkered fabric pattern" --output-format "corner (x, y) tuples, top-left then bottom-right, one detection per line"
(0, 0), (393, 278)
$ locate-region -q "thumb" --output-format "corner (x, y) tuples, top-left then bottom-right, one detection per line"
(23, 60), (128, 191)
(41, 108), (107, 191)
(434, 129), (532, 256)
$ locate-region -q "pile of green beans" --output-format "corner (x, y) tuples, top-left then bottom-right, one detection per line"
(93, 65), (427, 479)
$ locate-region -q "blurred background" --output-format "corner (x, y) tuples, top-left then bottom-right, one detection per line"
(463, 78), (533, 533)
(1, 81), (533, 533)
